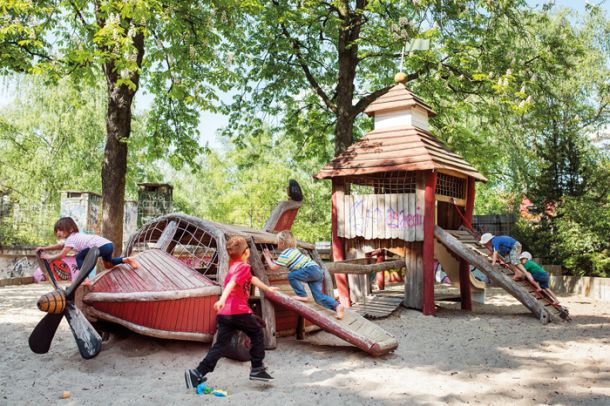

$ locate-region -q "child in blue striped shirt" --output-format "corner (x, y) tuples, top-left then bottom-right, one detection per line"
(263, 231), (344, 319)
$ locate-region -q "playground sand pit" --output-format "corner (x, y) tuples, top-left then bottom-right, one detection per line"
(1, 284), (609, 405)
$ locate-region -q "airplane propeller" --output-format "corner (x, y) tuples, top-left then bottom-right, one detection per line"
(28, 248), (102, 359)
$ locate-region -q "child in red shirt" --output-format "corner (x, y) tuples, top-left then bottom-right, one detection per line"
(185, 236), (278, 389)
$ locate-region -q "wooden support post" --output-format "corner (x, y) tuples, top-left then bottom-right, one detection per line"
(247, 239), (277, 349)
(296, 315), (305, 340)
(375, 252), (385, 290)
(332, 179), (350, 307)
(423, 171), (437, 316)
(404, 242), (423, 309)
(154, 220), (178, 252)
(459, 177), (475, 311)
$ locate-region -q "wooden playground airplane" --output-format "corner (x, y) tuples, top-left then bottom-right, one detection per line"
(29, 181), (398, 359)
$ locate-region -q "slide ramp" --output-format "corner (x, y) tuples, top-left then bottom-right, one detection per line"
(434, 226), (570, 323)
(434, 238), (486, 303)
(264, 288), (398, 356)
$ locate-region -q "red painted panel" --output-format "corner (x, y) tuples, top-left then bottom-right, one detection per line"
(273, 209), (299, 232)
(332, 179), (349, 307)
(459, 177), (475, 311)
(423, 171), (437, 316)
(92, 296), (219, 335)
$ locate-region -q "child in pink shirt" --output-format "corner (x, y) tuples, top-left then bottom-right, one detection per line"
(36, 217), (138, 278)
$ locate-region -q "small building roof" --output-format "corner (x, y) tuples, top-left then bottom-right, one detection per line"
(364, 84), (436, 117)
(314, 126), (487, 182)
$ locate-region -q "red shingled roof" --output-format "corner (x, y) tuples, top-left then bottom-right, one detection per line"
(316, 82), (486, 181)
(314, 126), (487, 181)
(364, 84), (436, 117)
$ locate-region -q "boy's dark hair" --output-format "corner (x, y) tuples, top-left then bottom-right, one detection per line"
(226, 236), (249, 261)
(54, 217), (79, 235)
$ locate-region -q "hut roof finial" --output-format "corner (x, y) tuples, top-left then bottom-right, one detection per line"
(394, 72), (407, 84)
(394, 72), (408, 84)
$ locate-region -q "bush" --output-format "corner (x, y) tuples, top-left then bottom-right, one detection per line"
(512, 195), (610, 278)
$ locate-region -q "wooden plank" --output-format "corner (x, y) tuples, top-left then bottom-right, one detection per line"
(415, 172), (426, 240)
(326, 259), (406, 275)
(248, 238), (277, 350)
(0, 276), (35, 286)
(154, 221), (178, 252)
(375, 194), (383, 238)
(364, 194), (372, 240)
(404, 242), (423, 309)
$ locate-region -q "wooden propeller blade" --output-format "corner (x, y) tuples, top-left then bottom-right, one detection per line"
(28, 312), (63, 354)
(36, 252), (59, 291)
(64, 303), (102, 359)
(65, 246), (99, 299)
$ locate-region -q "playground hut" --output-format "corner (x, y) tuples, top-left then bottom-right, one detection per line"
(315, 75), (487, 315)
(315, 75), (569, 323)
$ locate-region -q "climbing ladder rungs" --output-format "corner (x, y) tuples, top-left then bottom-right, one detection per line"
(435, 226), (570, 323)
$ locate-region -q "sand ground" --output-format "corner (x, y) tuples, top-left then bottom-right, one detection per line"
(1, 283), (609, 406)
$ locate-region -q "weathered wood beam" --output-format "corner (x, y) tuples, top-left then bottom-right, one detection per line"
(154, 220), (179, 252)
(248, 238), (277, 349)
(83, 286), (221, 303)
(325, 259), (405, 275)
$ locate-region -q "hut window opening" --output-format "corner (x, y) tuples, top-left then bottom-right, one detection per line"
(346, 172), (416, 195)
(435, 173), (466, 199)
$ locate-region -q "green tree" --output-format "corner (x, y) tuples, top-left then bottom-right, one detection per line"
(0, 78), (147, 244)
(1, 1), (239, 250)
(166, 129), (332, 242)
(224, 0), (548, 158)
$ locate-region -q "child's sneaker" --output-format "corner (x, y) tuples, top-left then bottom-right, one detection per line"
(249, 366), (274, 382)
(185, 368), (206, 389)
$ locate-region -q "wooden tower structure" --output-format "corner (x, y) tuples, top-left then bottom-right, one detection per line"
(315, 75), (487, 315)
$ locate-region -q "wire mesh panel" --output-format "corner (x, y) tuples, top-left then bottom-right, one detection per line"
(125, 216), (220, 281)
(435, 173), (466, 199)
(0, 195), (57, 245)
(346, 172), (417, 195)
(254, 242), (284, 281)
(137, 183), (173, 227)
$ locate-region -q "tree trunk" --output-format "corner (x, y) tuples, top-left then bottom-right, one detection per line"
(101, 33), (144, 255)
(333, 1), (362, 156)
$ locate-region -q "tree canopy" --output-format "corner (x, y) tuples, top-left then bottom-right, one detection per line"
(1, 0), (240, 249)
(0, 2), (608, 275)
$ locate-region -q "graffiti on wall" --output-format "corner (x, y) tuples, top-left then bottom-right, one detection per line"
(9, 256), (34, 278)
(33, 256), (78, 282)
(340, 193), (424, 241)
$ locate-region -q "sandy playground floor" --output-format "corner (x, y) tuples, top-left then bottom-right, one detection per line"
(1, 283), (609, 405)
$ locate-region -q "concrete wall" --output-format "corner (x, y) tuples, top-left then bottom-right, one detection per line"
(550, 275), (610, 302)
(0, 246), (37, 279)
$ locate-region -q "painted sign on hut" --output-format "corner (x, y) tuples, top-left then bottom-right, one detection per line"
(315, 74), (487, 316)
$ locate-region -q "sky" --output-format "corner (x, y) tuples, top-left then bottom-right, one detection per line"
(1, 0), (608, 151)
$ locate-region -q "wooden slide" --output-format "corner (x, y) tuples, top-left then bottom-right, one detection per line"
(434, 238), (486, 303)
(434, 226), (570, 323)
(263, 288), (398, 356)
